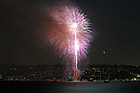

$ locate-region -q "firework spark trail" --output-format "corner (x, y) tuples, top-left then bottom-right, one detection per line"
(48, 4), (93, 79)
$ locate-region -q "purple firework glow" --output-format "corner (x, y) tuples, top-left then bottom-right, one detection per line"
(47, 4), (93, 80)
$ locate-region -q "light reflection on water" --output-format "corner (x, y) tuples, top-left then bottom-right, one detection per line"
(38, 82), (140, 93)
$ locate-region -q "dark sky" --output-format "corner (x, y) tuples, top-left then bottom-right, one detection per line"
(0, 0), (140, 65)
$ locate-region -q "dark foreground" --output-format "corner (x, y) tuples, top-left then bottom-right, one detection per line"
(0, 81), (140, 93)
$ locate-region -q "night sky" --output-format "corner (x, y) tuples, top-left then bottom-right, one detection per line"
(0, 0), (140, 65)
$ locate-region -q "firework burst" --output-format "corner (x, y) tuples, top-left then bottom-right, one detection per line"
(47, 3), (93, 79)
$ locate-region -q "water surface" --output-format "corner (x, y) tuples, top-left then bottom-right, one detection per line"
(1, 81), (140, 93)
